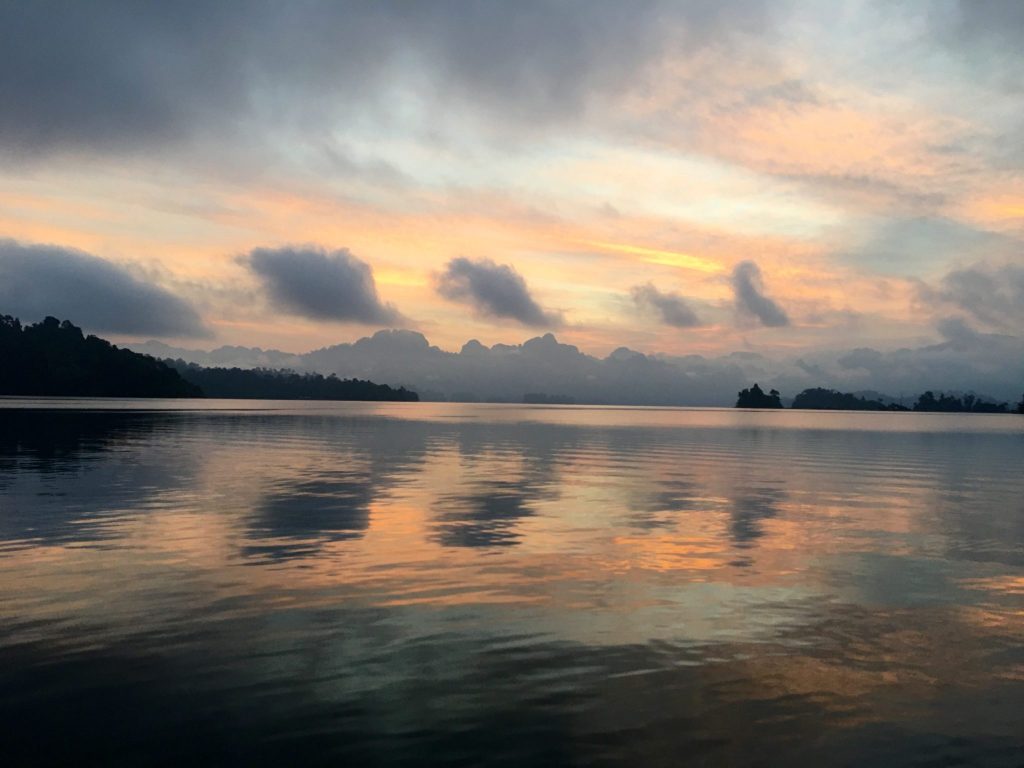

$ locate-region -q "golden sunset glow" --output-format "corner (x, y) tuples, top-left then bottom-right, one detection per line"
(585, 241), (725, 274)
(3, 6), (1024, 764)
(0, 1), (1022, 401)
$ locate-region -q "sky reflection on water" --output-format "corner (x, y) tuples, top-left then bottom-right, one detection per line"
(1, 401), (1022, 766)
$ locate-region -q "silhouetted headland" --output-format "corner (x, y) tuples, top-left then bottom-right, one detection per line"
(1, 315), (200, 397)
(1, 314), (418, 401)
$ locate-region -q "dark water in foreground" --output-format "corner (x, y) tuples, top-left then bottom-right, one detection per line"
(1, 399), (1022, 766)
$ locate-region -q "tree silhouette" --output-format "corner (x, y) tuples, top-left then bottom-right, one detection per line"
(0, 314), (420, 401)
(0, 315), (200, 397)
(166, 361), (419, 401)
(735, 383), (783, 408)
(791, 387), (907, 411)
(912, 390), (1007, 413)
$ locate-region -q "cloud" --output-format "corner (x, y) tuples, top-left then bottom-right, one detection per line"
(630, 283), (702, 328)
(930, 2), (1024, 50)
(731, 261), (789, 327)
(436, 257), (562, 328)
(934, 315), (983, 347)
(0, 1), (772, 158)
(837, 347), (883, 371)
(0, 239), (208, 337)
(243, 246), (401, 325)
(933, 263), (1024, 332)
(842, 217), (1009, 276)
(779, 173), (948, 214)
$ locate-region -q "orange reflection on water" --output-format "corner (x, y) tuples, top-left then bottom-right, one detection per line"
(1, 403), (1021, 652)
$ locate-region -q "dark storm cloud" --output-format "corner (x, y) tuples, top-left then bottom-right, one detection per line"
(243, 246), (401, 325)
(0, 1), (769, 157)
(436, 257), (562, 328)
(0, 239), (208, 337)
(730, 261), (789, 327)
(631, 283), (702, 328)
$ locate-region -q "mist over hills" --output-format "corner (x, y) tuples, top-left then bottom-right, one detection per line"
(131, 327), (1024, 407)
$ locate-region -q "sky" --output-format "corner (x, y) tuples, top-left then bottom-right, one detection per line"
(0, 1), (1022, 393)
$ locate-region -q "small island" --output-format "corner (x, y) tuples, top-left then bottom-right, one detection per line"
(735, 383), (783, 408)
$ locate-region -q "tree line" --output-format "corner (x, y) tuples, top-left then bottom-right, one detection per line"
(736, 383), (1023, 413)
(166, 360), (419, 401)
(1, 315), (200, 397)
(0, 315), (418, 401)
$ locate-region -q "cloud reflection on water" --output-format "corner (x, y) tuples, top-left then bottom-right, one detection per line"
(0, 403), (1022, 765)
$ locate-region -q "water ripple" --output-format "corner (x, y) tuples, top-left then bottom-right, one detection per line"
(1, 401), (1022, 765)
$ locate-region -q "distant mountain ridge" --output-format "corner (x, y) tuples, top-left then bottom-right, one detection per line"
(135, 339), (306, 371)
(132, 327), (1023, 407)
(140, 331), (751, 406)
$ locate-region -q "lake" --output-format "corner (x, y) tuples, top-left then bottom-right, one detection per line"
(1, 400), (1022, 766)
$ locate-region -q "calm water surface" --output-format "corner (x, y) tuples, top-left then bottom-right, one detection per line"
(1, 400), (1022, 766)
